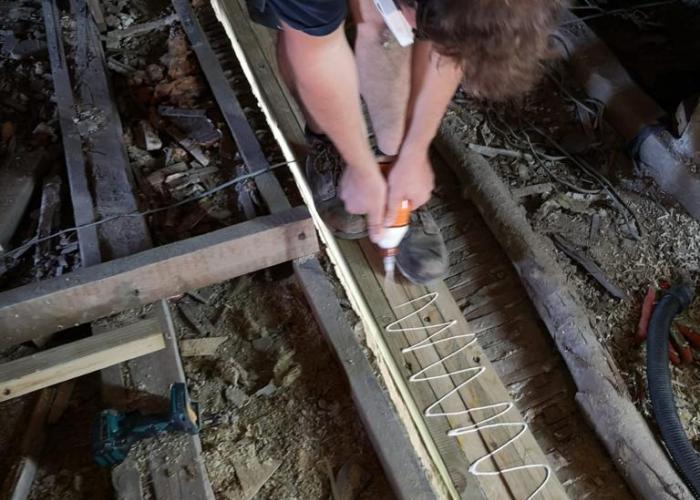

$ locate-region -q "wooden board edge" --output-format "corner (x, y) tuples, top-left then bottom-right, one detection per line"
(0, 318), (165, 402)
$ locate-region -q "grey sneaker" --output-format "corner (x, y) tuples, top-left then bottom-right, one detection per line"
(396, 207), (448, 285)
(304, 130), (368, 239)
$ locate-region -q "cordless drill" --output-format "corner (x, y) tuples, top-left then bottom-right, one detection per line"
(92, 383), (200, 467)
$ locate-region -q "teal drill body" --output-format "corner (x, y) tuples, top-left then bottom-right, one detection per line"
(92, 383), (200, 467)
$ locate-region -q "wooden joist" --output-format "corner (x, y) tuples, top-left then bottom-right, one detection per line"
(42, 0), (101, 266)
(0, 318), (164, 402)
(73, 0), (153, 260)
(0, 207), (318, 347)
(172, 0), (291, 214)
(212, 2), (568, 497)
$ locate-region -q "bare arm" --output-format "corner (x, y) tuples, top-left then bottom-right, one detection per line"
(385, 41), (463, 222)
(279, 22), (387, 238)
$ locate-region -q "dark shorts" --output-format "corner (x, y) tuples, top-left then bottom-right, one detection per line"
(246, 0), (347, 37)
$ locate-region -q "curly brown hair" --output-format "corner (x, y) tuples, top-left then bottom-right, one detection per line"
(404, 0), (567, 100)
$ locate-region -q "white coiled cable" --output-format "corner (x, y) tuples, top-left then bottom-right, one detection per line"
(386, 292), (551, 500)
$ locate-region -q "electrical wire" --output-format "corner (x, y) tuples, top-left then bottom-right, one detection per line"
(523, 119), (644, 236)
(2, 159), (296, 261)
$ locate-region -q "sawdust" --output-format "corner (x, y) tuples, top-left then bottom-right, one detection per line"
(177, 271), (392, 499)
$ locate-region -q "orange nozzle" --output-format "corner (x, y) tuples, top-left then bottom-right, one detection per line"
(390, 199), (412, 227)
(378, 161), (412, 227)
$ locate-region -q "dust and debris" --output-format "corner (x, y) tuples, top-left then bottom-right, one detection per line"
(110, 23), (242, 243)
(179, 336), (228, 357)
(175, 273), (392, 499)
(0, 0), (83, 287)
(2, 269), (391, 499)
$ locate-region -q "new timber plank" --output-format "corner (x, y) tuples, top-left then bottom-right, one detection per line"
(295, 258), (435, 500)
(212, 2), (568, 498)
(0, 207), (317, 347)
(0, 318), (165, 402)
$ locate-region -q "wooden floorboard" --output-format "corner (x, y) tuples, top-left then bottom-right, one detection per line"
(213, 2), (568, 497)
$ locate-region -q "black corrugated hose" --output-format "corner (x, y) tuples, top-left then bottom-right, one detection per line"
(647, 284), (700, 498)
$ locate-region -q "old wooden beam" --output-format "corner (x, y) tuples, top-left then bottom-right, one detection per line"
(41, 0), (101, 265)
(72, 0), (152, 259)
(0, 207), (317, 347)
(0, 319), (164, 402)
(172, 0), (291, 213)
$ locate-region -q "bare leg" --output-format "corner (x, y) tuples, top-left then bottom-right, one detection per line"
(276, 33), (323, 134)
(350, 0), (412, 156)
